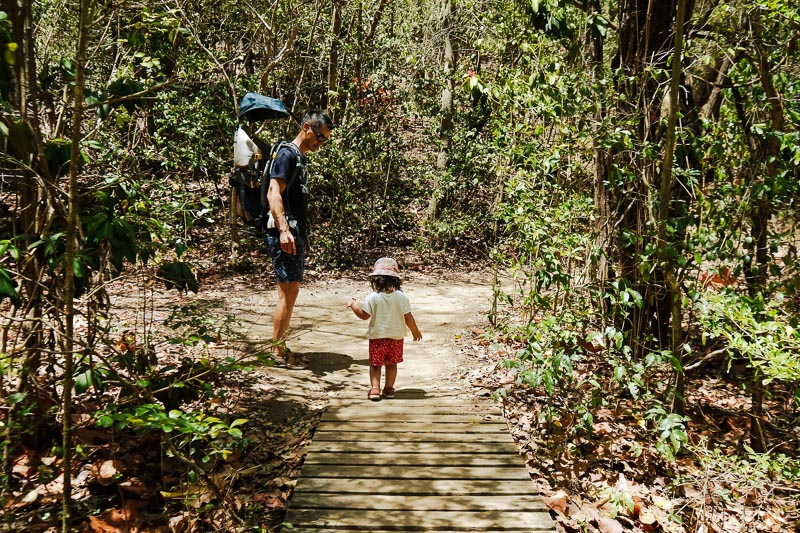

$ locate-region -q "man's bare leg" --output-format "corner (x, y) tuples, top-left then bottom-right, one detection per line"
(273, 281), (300, 360)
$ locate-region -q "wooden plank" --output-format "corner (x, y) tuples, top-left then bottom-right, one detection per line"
(285, 530), (543, 533)
(311, 431), (513, 443)
(329, 383), (482, 396)
(325, 402), (502, 418)
(326, 398), (478, 405)
(303, 452), (523, 467)
(326, 400), (500, 410)
(322, 412), (503, 423)
(284, 509), (555, 530)
(289, 493), (547, 511)
(306, 441), (520, 454)
(314, 421), (508, 433)
(293, 477), (536, 495)
(298, 465), (531, 480)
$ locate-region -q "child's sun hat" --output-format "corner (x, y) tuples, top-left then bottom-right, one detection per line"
(370, 257), (400, 278)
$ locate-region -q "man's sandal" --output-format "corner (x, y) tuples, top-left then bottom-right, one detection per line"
(368, 388), (382, 401)
(382, 387), (396, 399)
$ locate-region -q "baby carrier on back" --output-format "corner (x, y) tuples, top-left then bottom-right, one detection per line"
(229, 93), (297, 229)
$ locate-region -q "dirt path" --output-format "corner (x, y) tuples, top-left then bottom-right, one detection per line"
(217, 270), (504, 527)
(108, 269), (501, 528)
(218, 271), (496, 402)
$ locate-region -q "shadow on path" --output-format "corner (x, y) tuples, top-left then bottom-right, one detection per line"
(301, 351), (363, 376)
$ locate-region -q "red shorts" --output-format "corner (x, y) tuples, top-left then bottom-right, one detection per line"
(369, 338), (404, 366)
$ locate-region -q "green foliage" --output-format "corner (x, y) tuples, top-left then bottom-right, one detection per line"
(157, 262), (199, 293)
(73, 365), (112, 395)
(165, 303), (238, 347)
(310, 102), (418, 265)
(0, 11), (13, 102)
(43, 138), (85, 177)
(680, 439), (800, 506)
(97, 403), (247, 462)
(85, 213), (139, 271)
(695, 291), (800, 386)
(148, 87), (233, 179)
(645, 406), (689, 461)
(0, 266), (18, 305)
(499, 315), (578, 399)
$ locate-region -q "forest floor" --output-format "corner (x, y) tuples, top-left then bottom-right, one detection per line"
(8, 247), (796, 532)
(190, 260), (502, 530)
(188, 256), (796, 533)
(61, 257), (517, 532)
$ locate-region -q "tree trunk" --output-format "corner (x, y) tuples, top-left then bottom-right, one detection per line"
(589, 0), (610, 313)
(290, 0), (325, 124)
(324, 0), (344, 112)
(61, 0), (91, 526)
(4, 0), (54, 471)
(426, 0), (454, 221)
(611, 0), (680, 358)
(353, 0), (388, 87)
(746, 8), (784, 453)
(659, 0), (687, 415)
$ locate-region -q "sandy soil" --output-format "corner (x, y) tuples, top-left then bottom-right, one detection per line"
(99, 267), (505, 529)
(206, 269), (496, 402)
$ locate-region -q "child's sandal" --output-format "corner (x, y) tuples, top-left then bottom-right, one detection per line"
(381, 387), (396, 399)
(368, 388), (382, 401)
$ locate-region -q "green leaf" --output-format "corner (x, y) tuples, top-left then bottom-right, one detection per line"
(157, 261), (199, 293)
(74, 369), (93, 395)
(0, 267), (19, 305)
(7, 392), (25, 404)
(44, 138), (74, 177)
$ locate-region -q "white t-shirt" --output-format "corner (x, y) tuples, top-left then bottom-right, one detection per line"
(363, 290), (411, 340)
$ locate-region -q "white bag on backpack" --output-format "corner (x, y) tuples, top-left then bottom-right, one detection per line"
(233, 125), (260, 168)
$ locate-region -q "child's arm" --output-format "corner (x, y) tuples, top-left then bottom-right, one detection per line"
(404, 312), (422, 341)
(347, 298), (371, 320)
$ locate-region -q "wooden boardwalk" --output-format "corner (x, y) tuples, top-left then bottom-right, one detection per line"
(283, 390), (556, 532)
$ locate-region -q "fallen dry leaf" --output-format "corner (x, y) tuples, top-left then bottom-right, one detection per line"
(597, 516), (623, 533)
(119, 478), (150, 497)
(632, 494), (644, 517)
(543, 489), (569, 514)
(91, 459), (125, 486)
(20, 489), (39, 505)
(653, 494), (673, 510)
(86, 500), (144, 532)
(252, 488), (286, 509)
(593, 421), (615, 436)
(168, 513), (190, 533)
(574, 503), (600, 524)
(639, 509), (657, 525)
(12, 450), (36, 478)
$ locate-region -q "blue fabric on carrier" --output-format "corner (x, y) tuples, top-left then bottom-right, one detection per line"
(238, 93), (290, 122)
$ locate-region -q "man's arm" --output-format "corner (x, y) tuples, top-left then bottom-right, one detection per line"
(267, 178), (296, 255)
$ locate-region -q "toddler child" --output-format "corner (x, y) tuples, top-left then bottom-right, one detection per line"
(347, 257), (422, 401)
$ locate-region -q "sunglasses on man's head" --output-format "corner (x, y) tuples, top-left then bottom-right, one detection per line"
(310, 124), (329, 144)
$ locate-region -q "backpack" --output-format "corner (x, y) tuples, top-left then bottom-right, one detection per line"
(230, 131), (303, 229)
(229, 92), (297, 229)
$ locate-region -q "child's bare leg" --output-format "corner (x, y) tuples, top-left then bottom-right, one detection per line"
(369, 365), (382, 390)
(384, 364), (398, 389)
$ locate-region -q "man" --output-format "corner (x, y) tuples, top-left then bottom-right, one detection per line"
(265, 110), (334, 362)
